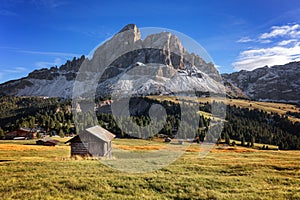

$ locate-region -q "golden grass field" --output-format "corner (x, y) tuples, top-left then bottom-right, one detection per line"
(148, 96), (300, 123)
(0, 138), (299, 200)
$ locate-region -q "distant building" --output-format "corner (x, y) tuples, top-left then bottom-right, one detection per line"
(43, 140), (59, 146)
(164, 137), (172, 143)
(36, 140), (44, 145)
(65, 125), (115, 158)
(36, 139), (59, 146)
(5, 128), (37, 140)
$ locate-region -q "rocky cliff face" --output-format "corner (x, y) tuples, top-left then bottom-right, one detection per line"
(222, 62), (300, 103)
(223, 80), (248, 99)
(0, 24), (225, 99)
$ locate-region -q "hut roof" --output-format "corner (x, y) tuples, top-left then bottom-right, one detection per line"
(65, 125), (115, 143)
(86, 126), (115, 142)
(19, 128), (31, 132)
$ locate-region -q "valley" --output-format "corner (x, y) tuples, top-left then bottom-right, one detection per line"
(0, 23), (300, 200)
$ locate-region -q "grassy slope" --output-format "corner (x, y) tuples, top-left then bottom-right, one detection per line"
(148, 96), (300, 123)
(226, 99), (300, 123)
(0, 139), (299, 200)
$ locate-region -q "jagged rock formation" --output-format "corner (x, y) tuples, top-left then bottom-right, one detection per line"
(0, 24), (225, 99)
(222, 62), (300, 103)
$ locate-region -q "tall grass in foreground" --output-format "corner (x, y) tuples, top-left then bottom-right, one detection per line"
(0, 139), (299, 199)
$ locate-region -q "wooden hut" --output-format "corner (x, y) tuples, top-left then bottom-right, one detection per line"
(43, 140), (58, 146)
(65, 125), (115, 158)
(36, 139), (59, 146)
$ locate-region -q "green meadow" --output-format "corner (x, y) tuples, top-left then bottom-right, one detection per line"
(0, 139), (299, 200)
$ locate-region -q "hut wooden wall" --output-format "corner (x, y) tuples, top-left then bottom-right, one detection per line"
(71, 142), (89, 156)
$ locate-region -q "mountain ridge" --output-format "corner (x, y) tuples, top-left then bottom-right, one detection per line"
(0, 24), (225, 99)
(222, 61), (300, 103)
(1, 24), (299, 103)
(1, 56), (299, 103)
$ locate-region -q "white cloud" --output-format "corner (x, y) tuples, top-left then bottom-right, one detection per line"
(35, 58), (62, 68)
(259, 24), (300, 39)
(237, 37), (254, 43)
(259, 39), (272, 44)
(18, 50), (80, 57)
(278, 39), (297, 46)
(233, 23), (300, 71)
(233, 42), (300, 71)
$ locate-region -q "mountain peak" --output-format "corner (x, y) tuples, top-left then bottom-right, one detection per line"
(118, 24), (138, 33)
(0, 24), (225, 99)
(116, 23), (141, 42)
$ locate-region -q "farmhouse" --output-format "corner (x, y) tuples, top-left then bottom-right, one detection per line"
(5, 128), (37, 140)
(65, 125), (115, 158)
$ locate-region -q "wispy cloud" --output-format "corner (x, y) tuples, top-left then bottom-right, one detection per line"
(18, 50), (80, 57)
(0, 46), (20, 50)
(237, 37), (273, 44)
(2, 67), (27, 73)
(277, 39), (297, 46)
(233, 43), (300, 71)
(0, 9), (17, 16)
(259, 24), (300, 39)
(30, 0), (68, 9)
(233, 23), (300, 71)
(259, 39), (272, 44)
(0, 67), (28, 82)
(236, 37), (254, 43)
(35, 58), (63, 68)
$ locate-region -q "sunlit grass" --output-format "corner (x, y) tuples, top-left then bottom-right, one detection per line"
(0, 139), (299, 199)
(148, 95), (300, 123)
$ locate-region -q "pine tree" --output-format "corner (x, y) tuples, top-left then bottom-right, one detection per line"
(241, 136), (245, 146)
(225, 133), (230, 145)
(59, 129), (64, 138)
(250, 136), (255, 147)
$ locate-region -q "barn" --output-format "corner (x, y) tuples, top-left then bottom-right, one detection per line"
(65, 125), (115, 158)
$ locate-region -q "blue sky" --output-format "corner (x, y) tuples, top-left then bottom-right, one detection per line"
(1, 0), (300, 83)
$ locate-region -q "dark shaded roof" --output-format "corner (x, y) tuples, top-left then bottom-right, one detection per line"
(44, 140), (58, 144)
(65, 125), (115, 143)
(37, 139), (59, 144)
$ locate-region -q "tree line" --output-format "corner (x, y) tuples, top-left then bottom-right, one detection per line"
(0, 96), (300, 150)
